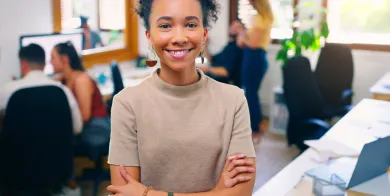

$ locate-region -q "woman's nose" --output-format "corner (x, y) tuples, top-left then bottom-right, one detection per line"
(171, 27), (188, 45)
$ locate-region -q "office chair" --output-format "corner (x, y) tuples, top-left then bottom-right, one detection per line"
(74, 122), (110, 196)
(106, 60), (124, 114)
(283, 56), (330, 152)
(315, 43), (354, 117)
(0, 86), (73, 196)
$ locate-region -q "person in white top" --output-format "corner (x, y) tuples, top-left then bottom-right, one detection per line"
(0, 43), (82, 134)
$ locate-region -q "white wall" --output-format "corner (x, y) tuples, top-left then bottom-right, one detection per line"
(0, 0), (53, 82)
(138, 0), (230, 56)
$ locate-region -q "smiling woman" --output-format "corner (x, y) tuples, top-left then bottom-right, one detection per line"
(107, 0), (257, 196)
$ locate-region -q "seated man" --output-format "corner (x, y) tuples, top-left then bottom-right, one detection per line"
(0, 44), (82, 134)
(200, 20), (244, 87)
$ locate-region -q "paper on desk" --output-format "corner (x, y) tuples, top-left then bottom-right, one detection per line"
(367, 121), (390, 138)
(304, 139), (359, 159)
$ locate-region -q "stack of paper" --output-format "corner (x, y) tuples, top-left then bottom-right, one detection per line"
(304, 139), (359, 162)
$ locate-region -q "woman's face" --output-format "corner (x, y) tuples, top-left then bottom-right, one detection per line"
(146, 0), (208, 71)
(50, 48), (65, 73)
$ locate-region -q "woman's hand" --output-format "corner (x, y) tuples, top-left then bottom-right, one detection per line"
(107, 165), (147, 196)
(213, 154), (255, 190)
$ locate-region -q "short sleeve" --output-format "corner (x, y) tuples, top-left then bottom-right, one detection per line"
(108, 96), (140, 166)
(61, 86), (83, 134)
(227, 91), (256, 158)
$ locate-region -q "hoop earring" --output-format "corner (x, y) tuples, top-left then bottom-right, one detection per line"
(146, 45), (157, 67)
(200, 52), (205, 64)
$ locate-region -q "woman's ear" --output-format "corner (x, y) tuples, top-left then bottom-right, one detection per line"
(145, 30), (152, 46)
(203, 28), (209, 49)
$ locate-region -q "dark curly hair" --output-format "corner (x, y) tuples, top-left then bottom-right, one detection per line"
(136, 0), (220, 30)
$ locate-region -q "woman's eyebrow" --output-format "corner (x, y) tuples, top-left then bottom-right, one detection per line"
(156, 16), (200, 23)
(185, 16), (200, 22)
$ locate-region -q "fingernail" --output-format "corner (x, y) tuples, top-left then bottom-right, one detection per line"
(249, 168), (255, 172)
(246, 176), (252, 180)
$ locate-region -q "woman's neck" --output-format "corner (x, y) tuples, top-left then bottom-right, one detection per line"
(63, 67), (76, 81)
(159, 63), (199, 86)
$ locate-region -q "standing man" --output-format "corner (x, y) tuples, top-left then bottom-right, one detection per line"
(80, 16), (104, 50)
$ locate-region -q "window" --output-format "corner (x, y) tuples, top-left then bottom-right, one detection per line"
(98, 0), (125, 31)
(327, 0), (390, 45)
(237, 0), (294, 40)
(60, 0), (125, 31)
(61, 0), (97, 30)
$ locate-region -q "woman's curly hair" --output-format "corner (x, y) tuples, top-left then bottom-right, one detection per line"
(135, 0), (220, 30)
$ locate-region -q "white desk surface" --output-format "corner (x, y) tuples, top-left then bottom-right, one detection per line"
(370, 72), (390, 95)
(88, 61), (157, 97)
(253, 99), (390, 196)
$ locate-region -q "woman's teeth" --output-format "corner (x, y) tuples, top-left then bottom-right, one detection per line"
(168, 50), (190, 58)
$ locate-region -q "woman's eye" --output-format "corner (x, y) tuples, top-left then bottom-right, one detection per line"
(186, 23), (197, 28)
(159, 24), (171, 29)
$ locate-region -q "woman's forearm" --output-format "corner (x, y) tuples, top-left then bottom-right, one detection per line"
(150, 187), (252, 196)
(209, 67), (229, 77)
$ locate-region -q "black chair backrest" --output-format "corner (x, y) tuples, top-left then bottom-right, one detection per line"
(283, 56), (324, 121)
(110, 61), (124, 96)
(0, 86), (73, 195)
(315, 43), (354, 105)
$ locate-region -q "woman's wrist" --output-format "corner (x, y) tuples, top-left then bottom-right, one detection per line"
(149, 190), (168, 196)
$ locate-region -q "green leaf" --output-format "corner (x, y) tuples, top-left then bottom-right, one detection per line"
(286, 41), (296, 49)
(295, 46), (302, 56)
(311, 37), (321, 51)
(291, 31), (299, 44)
(276, 48), (289, 65)
(321, 21), (329, 38)
(276, 48), (287, 60)
(301, 30), (314, 49)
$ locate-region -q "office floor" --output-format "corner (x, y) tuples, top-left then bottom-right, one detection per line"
(77, 125), (299, 196)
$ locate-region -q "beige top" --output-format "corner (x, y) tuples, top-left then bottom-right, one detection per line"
(108, 68), (255, 193)
(249, 14), (272, 50)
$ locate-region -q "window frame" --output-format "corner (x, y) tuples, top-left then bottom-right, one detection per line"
(52, 0), (138, 69)
(230, 0), (390, 51)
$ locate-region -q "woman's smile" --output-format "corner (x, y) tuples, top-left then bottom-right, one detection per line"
(165, 48), (194, 60)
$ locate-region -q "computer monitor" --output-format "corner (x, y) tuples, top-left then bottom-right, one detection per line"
(20, 31), (83, 75)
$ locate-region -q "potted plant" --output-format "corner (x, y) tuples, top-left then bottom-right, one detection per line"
(276, 2), (329, 65)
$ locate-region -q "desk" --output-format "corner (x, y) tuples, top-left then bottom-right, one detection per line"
(370, 72), (390, 101)
(253, 99), (390, 196)
(91, 59), (205, 100)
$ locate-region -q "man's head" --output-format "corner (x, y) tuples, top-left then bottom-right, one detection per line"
(229, 20), (244, 36)
(80, 16), (90, 29)
(18, 44), (46, 77)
